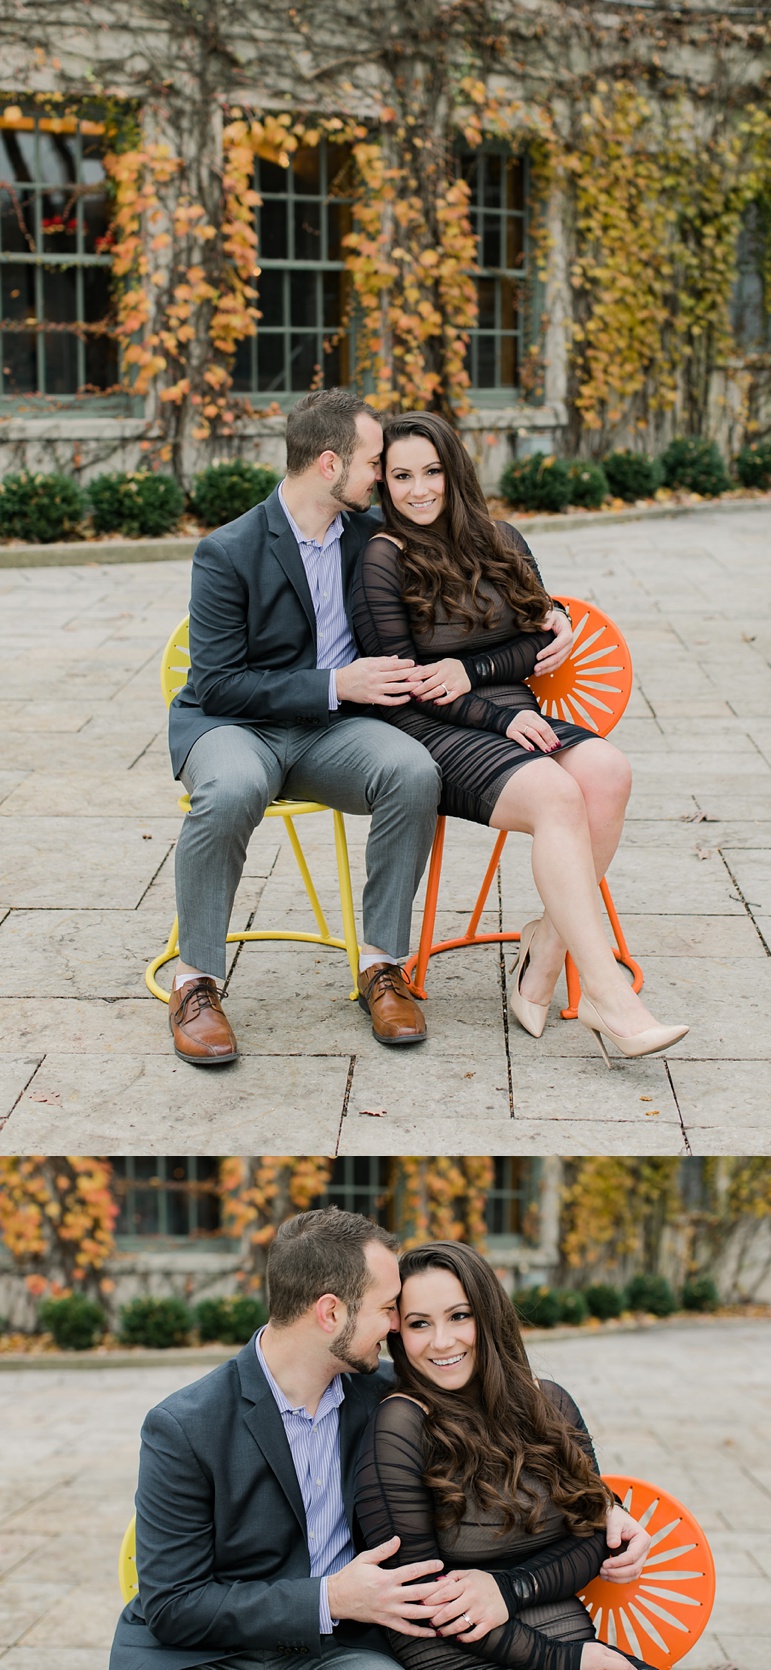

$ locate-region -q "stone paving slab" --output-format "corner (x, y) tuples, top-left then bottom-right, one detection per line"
(0, 1318), (766, 1669)
(2, 505), (771, 1151)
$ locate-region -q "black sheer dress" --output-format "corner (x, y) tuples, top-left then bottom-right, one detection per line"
(350, 525), (595, 825)
(354, 1386), (655, 1670)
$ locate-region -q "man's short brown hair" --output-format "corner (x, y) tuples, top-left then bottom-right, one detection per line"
(285, 388), (382, 475)
(266, 1205), (399, 1326)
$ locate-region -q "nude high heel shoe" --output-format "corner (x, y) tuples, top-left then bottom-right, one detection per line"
(509, 919), (550, 1039)
(577, 993), (689, 1067)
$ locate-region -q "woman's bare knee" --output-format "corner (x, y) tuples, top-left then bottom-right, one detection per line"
(491, 759), (586, 832)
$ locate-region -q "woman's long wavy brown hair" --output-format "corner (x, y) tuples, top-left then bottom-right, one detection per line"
(379, 411), (550, 636)
(389, 1243), (613, 1538)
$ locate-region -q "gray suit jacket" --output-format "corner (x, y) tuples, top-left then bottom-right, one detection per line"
(168, 488), (381, 779)
(109, 1338), (395, 1670)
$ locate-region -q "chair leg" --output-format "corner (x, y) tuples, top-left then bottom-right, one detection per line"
(406, 817), (445, 999)
(332, 810), (360, 999)
(144, 913), (180, 1002)
(560, 879), (644, 1019)
(282, 814), (332, 939)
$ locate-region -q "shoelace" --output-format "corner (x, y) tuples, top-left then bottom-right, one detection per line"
(363, 966), (407, 1002)
(175, 980), (221, 1023)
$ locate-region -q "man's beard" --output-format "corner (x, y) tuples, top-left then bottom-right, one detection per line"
(330, 460), (374, 515)
(330, 1314), (380, 1375)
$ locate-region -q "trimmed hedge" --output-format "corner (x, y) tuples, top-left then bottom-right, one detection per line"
(735, 439), (771, 490)
(189, 461), (281, 526)
(566, 460), (608, 509)
(585, 1283), (625, 1320)
(602, 450), (662, 502)
(555, 1289), (589, 1326)
(39, 1294), (105, 1351)
(659, 436), (730, 497)
(0, 471), (86, 542)
(681, 1275), (719, 1312)
(625, 1273), (677, 1316)
(118, 1296), (192, 1348)
(195, 1294), (269, 1344)
(88, 470), (185, 537)
(499, 453), (571, 513)
(512, 1285), (563, 1328)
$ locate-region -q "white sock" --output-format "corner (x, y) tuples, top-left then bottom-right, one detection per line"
(173, 970), (218, 990)
(358, 952), (399, 975)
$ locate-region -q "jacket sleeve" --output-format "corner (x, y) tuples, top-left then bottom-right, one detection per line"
(135, 1404), (323, 1653)
(187, 533), (332, 726)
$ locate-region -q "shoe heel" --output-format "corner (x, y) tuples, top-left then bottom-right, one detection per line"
(591, 1027), (613, 1069)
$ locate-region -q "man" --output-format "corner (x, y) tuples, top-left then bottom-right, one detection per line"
(165, 387), (574, 1064)
(109, 1208), (651, 1670)
(166, 388), (441, 1062)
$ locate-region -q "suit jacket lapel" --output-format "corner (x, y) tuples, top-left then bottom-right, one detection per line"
(265, 488), (316, 640)
(237, 1340), (307, 1535)
(339, 1377), (368, 1528)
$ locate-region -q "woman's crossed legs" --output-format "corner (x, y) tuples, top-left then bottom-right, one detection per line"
(489, 737), (659, 1037)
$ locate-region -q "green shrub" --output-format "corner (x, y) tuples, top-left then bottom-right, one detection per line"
(659, 437), (730, 497)
(189, 460), (281, 526)
(499, 454), (571, 514)
(566, 460), (609, 509)
(584, 1283), (625, 1320)
(681, 1275), (719, 1312)
(556, 1289), (589, 1325)
(0, 471), (86, 543)
(195, 1294), (268, 1344)
(734, 439), (771, 490)
(39, 1294), (105, 1351)
(602, 450), (662, 502)
(88, 470), (185, 537)
(512, 1285), (562, 1328)
(625, 1273), (676, 1317)
(118, 1296), (192, 1348)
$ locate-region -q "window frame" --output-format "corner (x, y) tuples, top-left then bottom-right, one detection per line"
(111, 1156), (225, 1246)
(458, 142), (531, 405)
(233, 139), (356, 404)
(0, 108), (123, 410)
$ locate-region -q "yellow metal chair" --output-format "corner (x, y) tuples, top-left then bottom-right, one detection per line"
(118, 1477), (716, 1669)
(145, 617), (360, 1002)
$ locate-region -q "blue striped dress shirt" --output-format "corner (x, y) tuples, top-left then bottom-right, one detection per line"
(278, 481), (358, 712)
(255, 1327), (355, 1634)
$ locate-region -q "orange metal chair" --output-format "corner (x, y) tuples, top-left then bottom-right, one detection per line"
(404, 596), (643, 1017)
(580, 1475), (716, 1669)
(119, 1477), (715, 1667)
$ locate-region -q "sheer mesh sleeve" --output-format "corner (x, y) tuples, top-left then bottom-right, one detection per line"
(351, 537), (553, 737)
(354, 1396), (653, 1670)
(454, 523), (570, 690)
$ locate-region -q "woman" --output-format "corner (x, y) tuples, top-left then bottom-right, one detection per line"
(354, 1242), (655, 1670)
(351, 411), (687, 1062)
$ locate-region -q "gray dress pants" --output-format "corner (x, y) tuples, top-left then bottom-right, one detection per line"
(175, 717), (441, 978)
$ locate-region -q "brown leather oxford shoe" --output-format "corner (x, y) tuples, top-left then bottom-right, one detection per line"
(357, 962), (427, 1046)
(169, 977), (239, 1065)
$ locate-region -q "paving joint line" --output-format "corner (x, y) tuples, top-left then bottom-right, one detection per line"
(335, 1055), (357, 1152)
(133, 841), (176, 910)
(663, 1059), (692, 1154)
(0, 1055), (45, 1129)
(718, 850), (771, 955)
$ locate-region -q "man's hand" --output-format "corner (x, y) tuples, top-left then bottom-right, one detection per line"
(422, 1568), (508, 1641)
(335, 656), (415, 706)
(600, 1504), (651, 1584)
(534, 609), (574, 677)
(327, 1537), (443, 1636)
(406, 658), (472, 705)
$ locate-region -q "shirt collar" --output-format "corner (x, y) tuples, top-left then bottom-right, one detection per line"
(255, 1325), (345, 1417)
(278, 480), (344, 554)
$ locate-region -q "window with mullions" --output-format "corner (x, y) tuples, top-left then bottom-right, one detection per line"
(485, 1158), (533, 1239)
(314, 1158), (394, 1227)
(233, 141), (354, 397)
(731, 199), (771, 352)
(111, 1157), (222, 1240)
(459, 148), (528, 394)
(0, 111), (116, 399)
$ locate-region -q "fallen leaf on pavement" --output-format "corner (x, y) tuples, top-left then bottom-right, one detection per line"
(359, 1108), (386, 1117)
